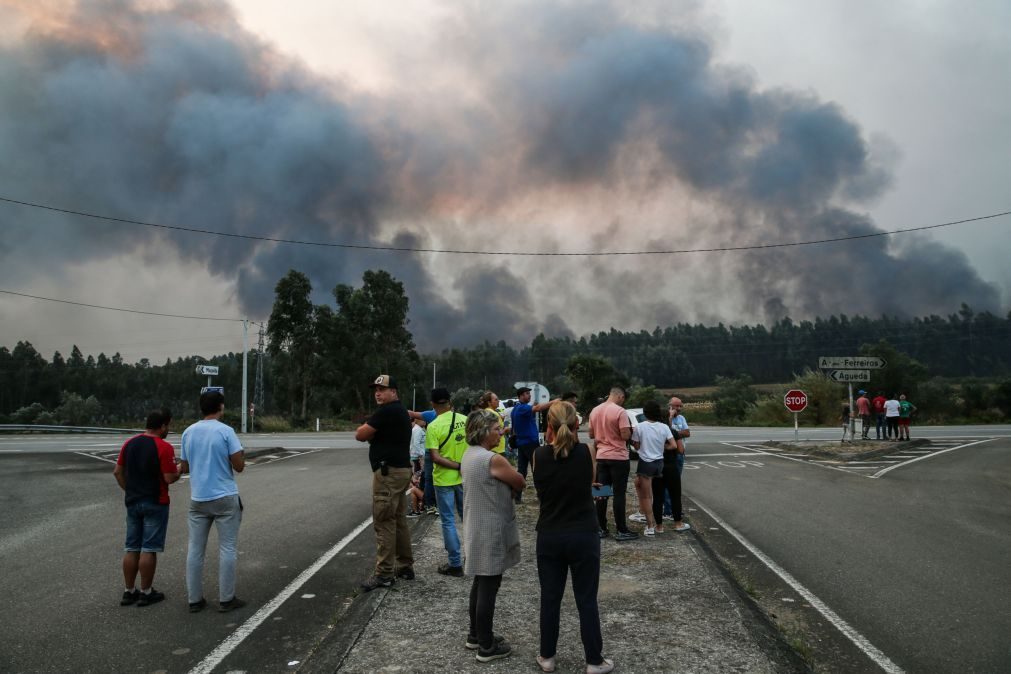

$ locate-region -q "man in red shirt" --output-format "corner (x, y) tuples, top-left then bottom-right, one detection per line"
(872, 392), (887, 440)
(113, 409), (180, 607)
(588, 386), (637, 541)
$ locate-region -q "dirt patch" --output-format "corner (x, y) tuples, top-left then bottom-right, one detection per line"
(764, 438), (931, 462)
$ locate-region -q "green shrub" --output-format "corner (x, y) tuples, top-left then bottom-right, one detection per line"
(256, 415), (292, 432)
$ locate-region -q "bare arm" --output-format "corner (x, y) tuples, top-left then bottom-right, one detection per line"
(355, 423), (377, 442)
(430, 446), (460, 470)
(164, 468), (181, 484)
(532, 398), (560, 413)
(113, 464), (127, 490)
(619, 426), (631, 441)
(663, 436), (677, 451)
(229, 451), (245, 473)
(179, 460), (190, 475)
(489, 454), (526, 492)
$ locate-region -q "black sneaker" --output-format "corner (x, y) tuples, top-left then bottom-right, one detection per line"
(359, 576), (395, 592)
(395, 567), (416, 580)
(406, 510), (423, 519)
(476, 641), (513, 663)
(188, 598), (207, 613)
(120, 589), (140, 606)
(613, 531), (639, 541)
(598, 529), (610, 539)
(437, 563), (464, 577)
(466, 634), (506, 650)
(136, 589), (165, 607)
(218, 596), (247, 612)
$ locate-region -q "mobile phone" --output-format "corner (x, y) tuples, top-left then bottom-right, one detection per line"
(591, 485), (613, 498)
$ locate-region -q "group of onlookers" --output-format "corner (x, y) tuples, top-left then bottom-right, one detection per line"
(848, 390), (918, 441)
(354, 376), (694, 672)
(112, 391), (247, 613)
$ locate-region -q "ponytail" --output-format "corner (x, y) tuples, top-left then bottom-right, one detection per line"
(547, 401), (578, 459)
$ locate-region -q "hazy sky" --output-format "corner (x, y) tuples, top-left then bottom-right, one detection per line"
(1, 0), (1008, 363)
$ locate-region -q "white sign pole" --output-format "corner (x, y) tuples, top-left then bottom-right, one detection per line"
(794, 412), (799, 442)
(241, 319), (249, 434)
(848, 382), (855, 441)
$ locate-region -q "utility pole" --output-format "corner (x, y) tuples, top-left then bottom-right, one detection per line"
(432, 362), (436, 389)
(241, 319), (249, 433)
(254, 323), (265, 414)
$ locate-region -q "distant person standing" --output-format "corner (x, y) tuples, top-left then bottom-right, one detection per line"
(840, 400), (852, 443)
(660, 397), (691, 531)
(855, 390), (872, 439)
(872, 391), (887, 440)
(588, 386), (637, 541)
(180, 391), (246, 613)
(512, 387), (555, 501)
(113, 409), (179, 607)
(461, 409), (525, 662)
(629, 401), (673, 536)
(477, 391), (507, 455)
(898, 394), (918, 441)
(533, 402), (614, 674)
(355, 374), (414, 591)
(884, 394), (901, 440)
(426, 387), (469, 577)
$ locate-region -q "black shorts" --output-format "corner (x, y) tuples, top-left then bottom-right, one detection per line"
(636, 458), (664, 478)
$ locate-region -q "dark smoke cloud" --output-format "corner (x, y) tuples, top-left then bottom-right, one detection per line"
(0, 0), (1000, 357)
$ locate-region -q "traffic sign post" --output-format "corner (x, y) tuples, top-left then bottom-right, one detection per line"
(784, 389), (808, 442)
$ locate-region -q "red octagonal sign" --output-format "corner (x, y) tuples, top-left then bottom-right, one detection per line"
(784, 389), (808, 413)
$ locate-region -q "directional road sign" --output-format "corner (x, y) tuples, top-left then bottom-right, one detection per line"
(196, 365), (220, 376)
(827, 369), (871, 383)
(200, 386), (225, 395)
(818, 356), (886, 369)
(783, 389), (808, 412)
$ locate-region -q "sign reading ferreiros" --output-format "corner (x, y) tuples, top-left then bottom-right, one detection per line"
(818, 356), (886, 369)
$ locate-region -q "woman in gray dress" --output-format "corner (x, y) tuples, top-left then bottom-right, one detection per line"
(461, 408), (526, 663)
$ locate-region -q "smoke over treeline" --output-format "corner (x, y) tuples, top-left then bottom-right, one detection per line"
(0, 0), (1001, 352)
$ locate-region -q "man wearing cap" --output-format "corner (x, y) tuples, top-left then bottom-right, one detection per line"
(855, 390), (872, 440)
(511, 387), (556, 501)
(425, 387), (469, 576)
(355, 375), (414, 591)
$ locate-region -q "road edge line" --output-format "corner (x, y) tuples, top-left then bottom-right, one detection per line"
(690, 496), (904, 674)
(871, 438), (995, 478)
(188, 516), (374, 674)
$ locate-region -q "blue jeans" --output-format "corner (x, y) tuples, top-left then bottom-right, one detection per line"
(663, 454), (684, 516)
(124, 499), (169, 552)
(187, 494), (242, 603)
(423, 453), (436, 508)
(435, 484), (464, 567)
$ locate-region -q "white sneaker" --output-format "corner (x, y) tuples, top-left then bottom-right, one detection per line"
(586, 658), (614, 674)
(662, 514), (674, 522)
(628, 512), (647, 523)
(644, 526), (655, 536)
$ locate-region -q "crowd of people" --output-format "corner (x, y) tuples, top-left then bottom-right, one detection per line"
(844, 390), (918, 442)
(354, 375), (694, 672)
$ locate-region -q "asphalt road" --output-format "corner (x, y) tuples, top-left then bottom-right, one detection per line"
(2, 425), (1009, 672)
(683, 433), (1011, 672)
(0, 441), (399, 673)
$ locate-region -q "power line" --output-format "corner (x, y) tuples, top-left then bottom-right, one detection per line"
(1, 194), (1008, 257)
(0, 289), (252, 323)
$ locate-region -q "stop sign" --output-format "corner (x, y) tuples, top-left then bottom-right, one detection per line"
(784, 389), (808, 413)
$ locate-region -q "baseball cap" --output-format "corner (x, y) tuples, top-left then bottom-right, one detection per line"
(515, 386), (532, 395)
(857, 390), (866, 395)
(431, 387), (451, 404)
(369, 374), (398, 389)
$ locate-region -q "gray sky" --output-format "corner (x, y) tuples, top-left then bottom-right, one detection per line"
(1, 0), (1008, 363)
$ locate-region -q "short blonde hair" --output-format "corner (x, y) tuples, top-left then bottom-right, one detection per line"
(465, 408), (501, 446)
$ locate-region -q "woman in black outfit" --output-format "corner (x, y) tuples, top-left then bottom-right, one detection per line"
(532, 401), (614, 674)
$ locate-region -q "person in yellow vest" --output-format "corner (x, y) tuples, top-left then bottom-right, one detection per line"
(477, 391), (506, 455)
(426, 388), (469, 577)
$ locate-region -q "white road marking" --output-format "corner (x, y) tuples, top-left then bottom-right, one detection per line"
(871, 439), (996, 478)
(74, 451), (117, 464)
(720, 443), (859, 477)
(688, 452), (767, 457)
(246, 449), (321, 468)
(188, 517), (373, 674)
(0, 449), (25, 453)
(691, 497), (904, 674)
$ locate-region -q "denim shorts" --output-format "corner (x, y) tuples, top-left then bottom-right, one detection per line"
(636, 458), (664, 478)
(124, 499), (170, 553)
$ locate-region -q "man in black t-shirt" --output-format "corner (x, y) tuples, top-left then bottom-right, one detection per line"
(355, 374), (414, 591)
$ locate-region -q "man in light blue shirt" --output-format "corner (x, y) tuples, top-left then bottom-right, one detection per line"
(180, 391), (245, 613)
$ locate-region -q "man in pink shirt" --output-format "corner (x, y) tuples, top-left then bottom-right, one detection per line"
(855, 390), (872, 439)
(588, 387), (637, 541)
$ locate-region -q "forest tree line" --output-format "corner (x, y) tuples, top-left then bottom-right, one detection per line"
(1, 268), (1009, 427)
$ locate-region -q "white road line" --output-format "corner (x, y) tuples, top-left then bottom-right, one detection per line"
(845, 461), (899, 465)
(690, 497), (904, 674)
(689, 452), (766, 457)
(247, 449), (321, 468)
(74, 451), (117, 464)
(189, 517), (373, 674)
(0, 449), (25, 453)
(871, 439), (996, 479)
(720, 443), (863, 477)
